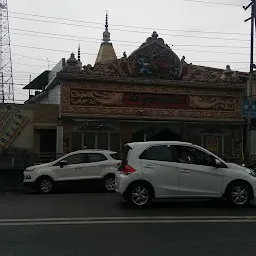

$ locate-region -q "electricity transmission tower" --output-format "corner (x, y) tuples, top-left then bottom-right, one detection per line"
(0, 0), (14, 104)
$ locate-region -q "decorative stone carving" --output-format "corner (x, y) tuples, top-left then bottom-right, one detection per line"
(60, 104), (242, 121)
(188, 96), (236, 111)
(220, 65), (242, 83)
(61, 81), (244, 97)
(60, 83), (243, 120)
(60, 33), (246, 85)
(63, 53), (81, 73)
(70, 90), (123, 106)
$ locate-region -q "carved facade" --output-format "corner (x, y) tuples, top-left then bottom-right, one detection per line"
(58, 31), (246, 160)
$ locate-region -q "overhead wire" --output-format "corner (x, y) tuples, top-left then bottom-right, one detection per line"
(183, 0), (242, 6)
(9, 15), (250, 42)
(11, 30), (252, 51)
(9, 43), (251, 61)
(9, 10), (248, 35)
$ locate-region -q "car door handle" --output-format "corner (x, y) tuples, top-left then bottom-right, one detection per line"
(142, 164), (153, 169)
(179, 169), (190, 173)
(75, 167), (82, 170)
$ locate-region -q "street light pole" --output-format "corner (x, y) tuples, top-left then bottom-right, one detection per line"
(244, 0), (255, 162)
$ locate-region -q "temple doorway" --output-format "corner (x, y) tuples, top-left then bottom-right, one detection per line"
(147, 128), (181, 141)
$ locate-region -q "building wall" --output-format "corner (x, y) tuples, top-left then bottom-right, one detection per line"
(0, 104), (59, 152)
(46, 59), (65, 87)
(39, 84), (60, 105)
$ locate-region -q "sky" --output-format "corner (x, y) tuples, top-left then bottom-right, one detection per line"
(8, 0), (251, 103)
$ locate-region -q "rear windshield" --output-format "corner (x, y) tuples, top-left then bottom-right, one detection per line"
(119, 145), (132, 171)
(110, 153), (121, 160)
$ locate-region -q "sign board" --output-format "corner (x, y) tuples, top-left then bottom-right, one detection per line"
(0, 106), (30, 149)
(243, 99), (256, 118)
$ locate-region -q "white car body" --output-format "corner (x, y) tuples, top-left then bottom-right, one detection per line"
(116, 141), (256, 205)
(24, 150), (120, 192)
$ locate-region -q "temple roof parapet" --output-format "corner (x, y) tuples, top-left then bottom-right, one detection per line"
(61, 32), (246, 85)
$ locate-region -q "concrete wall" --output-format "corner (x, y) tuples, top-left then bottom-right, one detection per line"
(0, 104), (59, 152)
(46, 59), (65, 88)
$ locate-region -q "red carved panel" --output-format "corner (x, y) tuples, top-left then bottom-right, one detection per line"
(124, 93), (186, 109)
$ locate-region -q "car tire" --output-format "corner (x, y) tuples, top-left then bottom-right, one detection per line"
(127, 182), (153, 208)
(36, 177), (55, 194)
(226, 181), (251, 207)
(102, 175), (116, 192)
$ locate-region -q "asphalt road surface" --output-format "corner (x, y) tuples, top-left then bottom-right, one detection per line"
(1, 191), (256, 256)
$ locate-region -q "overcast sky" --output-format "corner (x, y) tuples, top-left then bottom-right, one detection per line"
(8, 0), (250, 102)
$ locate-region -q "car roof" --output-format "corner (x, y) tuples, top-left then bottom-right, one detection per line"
(72, 149), (117, 154)
(126, 141), (193, 149)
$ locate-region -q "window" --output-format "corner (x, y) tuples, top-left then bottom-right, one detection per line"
(110, 153), (121, 160)
(61, 153), (86, 165)
(86, 153), (107, 163)
(140, 145), (171, 162)
(174, 146), (215, 166)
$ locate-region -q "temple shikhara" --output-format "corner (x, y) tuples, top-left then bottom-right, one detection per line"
(24, 13), (247, 162)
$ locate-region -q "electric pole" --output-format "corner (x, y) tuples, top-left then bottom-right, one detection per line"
(244, 0), (255, 162)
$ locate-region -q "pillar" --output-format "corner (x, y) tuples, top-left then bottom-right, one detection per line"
(120, 122), (133, 152)
(63, 125), (71, 154)
(56, 125), (64, 156)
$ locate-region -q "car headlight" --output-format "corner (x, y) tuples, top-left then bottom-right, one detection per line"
(25, 168), (34, 172)
(246, 168), (256, 177)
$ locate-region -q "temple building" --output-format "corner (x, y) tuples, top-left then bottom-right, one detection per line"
(24, 14), (247, 162)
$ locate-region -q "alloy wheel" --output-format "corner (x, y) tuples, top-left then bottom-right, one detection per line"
(40, 179), (53, 193)
(131, 185), (149, 206)
(104, 177), (116, 191)
(231, 185), (248, 205)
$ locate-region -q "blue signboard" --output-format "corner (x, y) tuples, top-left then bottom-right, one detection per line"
(243, 99), (256, 118)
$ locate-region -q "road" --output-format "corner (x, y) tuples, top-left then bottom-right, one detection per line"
(1, 191), (256, 256)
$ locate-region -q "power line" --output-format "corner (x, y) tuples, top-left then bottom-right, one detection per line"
(11, 31), (251, 55)
(9, 43), (250, 59)
(13, 62), (53, 68)
(183, 0), (242, 6)
(9, 11), (248, 36)
(11, 29), (252, 51)
(12, 53), (56, 63)
(9, 15), (249, 41)
(13, 70), (40, 74)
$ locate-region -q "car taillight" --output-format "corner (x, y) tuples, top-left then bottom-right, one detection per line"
(122, 165), (136, 175)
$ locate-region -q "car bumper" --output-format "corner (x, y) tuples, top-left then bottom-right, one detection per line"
(115, 173), (133, 195)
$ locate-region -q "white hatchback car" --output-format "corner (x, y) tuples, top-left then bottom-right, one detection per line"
(116, 141), (256, 208)
(24, 150), (120, 193)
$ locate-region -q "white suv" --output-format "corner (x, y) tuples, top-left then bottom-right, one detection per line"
(24, 150), (120, 193)
(116, 141), (256, 208)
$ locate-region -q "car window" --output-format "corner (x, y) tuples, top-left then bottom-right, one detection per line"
(173, 146), (215, 166)
(110, 153), (121, 160)
(61, 153), (86, 165)
(140, 145), (171, 162)
(86, 153), (107, 163)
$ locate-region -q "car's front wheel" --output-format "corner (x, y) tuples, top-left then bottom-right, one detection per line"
(127, 182), (153, 208)
(226, 181), (251, 206)
(36, 177), (54, 194)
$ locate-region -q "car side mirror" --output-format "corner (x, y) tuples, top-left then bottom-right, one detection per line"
(59, 160), (68, 168)
(214, 159), (222, 168)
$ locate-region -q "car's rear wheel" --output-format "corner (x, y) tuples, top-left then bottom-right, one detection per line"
(103, 175), (116, 192)
(226, 181), (251, 206)
(36, 177), (54, 194)
(127, 182), (153, 208)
